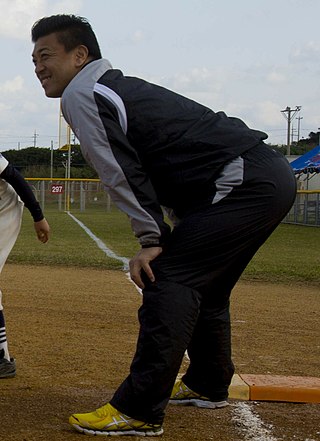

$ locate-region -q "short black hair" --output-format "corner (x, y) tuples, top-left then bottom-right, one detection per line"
(31, 14), (102, 60)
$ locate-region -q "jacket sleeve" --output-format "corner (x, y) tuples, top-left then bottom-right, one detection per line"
(0, 164), (44, 222)
(62, 86), (171, 248)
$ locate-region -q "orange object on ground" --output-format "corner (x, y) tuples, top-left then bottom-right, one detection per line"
(240, 374), (320, 403)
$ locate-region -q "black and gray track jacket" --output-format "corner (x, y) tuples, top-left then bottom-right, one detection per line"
(61, 59), (267, 247)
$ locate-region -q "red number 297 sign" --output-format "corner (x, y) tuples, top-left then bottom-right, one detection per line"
(50, 184), (64, 194)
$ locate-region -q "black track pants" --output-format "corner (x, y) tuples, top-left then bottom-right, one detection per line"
(110, 144), (297, 424)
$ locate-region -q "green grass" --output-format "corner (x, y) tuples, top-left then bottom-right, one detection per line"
(8, 208), (132, 270)
(73, 209), (140, 258)
(8, 207), (320, 285)
(243, 224), (320, 284)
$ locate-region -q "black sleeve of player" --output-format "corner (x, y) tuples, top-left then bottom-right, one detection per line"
(0, 164), (44, 222)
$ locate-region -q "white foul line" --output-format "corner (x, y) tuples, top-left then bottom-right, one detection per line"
(67, 212), (141, 293)
(67, 212), (129, 271)
(231, 402), (278, 441)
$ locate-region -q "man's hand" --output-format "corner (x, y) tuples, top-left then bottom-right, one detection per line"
(34, 218), (50, 243)
(129, 246), (163, 289)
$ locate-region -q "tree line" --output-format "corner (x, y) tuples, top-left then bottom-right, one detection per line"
(275, 131), (320, 156)
(0, 131), (318, 179)
(1, 144), (98, 178)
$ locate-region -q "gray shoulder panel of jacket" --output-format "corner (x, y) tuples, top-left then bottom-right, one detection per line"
(61, 59), (162, 246)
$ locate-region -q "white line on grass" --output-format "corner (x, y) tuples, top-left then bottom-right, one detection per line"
(231, 402), (279, 441)
(67, 212), (129, 270)
(68, 212), (280, 441)
(68, 212), (142, 293)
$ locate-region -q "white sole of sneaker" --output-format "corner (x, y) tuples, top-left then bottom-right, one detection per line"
(71, 423), (164, 436)
(169, 399), (229, 409)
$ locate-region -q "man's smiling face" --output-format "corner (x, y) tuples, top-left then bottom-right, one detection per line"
(32, 33), (86, 98)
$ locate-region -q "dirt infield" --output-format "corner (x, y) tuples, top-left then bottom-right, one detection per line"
(0, 264), (319, 441)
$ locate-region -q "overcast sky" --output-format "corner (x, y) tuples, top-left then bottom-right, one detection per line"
(0, 0), (319, 151)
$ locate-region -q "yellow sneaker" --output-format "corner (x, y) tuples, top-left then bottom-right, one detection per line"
(69, 402), (163, 436)
(169, 379), (229, 409)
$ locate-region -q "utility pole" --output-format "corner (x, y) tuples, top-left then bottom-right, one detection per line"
(296, 116), (303, 142)
(50, 140), (54, 181)
(291, 126), (296, 144)
(281, 106), (301, 155)
(33, 130), (39, 148)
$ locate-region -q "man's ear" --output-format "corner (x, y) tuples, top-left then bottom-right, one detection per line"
(75, 45), (90, 67)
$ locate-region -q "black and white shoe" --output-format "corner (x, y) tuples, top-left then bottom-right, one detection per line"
(0, 349), (16, 378)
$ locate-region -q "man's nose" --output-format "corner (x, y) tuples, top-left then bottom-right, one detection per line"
(34, 62), (44, 75)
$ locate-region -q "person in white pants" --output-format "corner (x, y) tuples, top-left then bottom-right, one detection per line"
(0, 152), (50, 378)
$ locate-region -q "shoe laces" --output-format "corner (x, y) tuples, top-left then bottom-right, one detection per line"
(95, 403), (116, 419)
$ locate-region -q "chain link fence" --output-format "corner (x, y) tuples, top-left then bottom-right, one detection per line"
(284, 190), (320, 226)
(27, 179), (320, 226)
(26, 178), (112, 212)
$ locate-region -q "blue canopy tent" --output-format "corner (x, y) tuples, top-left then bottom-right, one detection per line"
(290, 145), (320, 175)
(289, 147), (320, 223)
